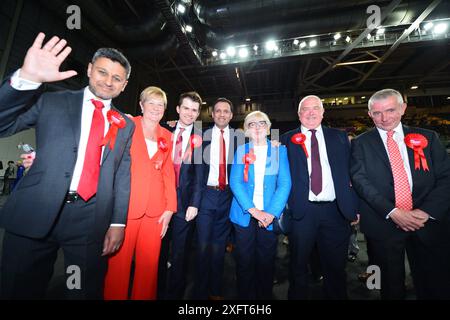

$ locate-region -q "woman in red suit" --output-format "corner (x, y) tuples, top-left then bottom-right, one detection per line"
(104, 86), (177, 300)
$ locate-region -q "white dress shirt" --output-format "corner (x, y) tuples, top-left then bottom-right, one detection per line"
(172, 122), (193, 161)
(252, 145), (268, 210)
(207, 125), (230, 186)
(301, 125), (336, 202)
(145, 139), (157, 159)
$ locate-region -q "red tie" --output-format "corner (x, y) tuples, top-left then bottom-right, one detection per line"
(387, 130), (413, 210)
(77, 99), (105, 201)
(218, 129), (226, 190)
(173, 127), (185, 188)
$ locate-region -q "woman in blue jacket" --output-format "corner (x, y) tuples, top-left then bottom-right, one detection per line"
(229, 111), (291, 299)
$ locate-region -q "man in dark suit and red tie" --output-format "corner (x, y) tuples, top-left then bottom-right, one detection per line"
(281, 95), (358, 300)
(192, 98), (244, 300)
(158, 92), (204, 300)
(0, 33), (134, 299)
(350, 88), (450, 299)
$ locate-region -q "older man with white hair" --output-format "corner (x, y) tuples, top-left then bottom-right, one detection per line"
(281, 95), (358, 300)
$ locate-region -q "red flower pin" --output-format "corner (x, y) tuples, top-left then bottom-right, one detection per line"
(242, 148), (256, 182)
(291, 133), (308, 158)
(102, 110), (126, 150)
(404, 133), (429, 171)
(183, 134), (203, 162)
(157, 137), (168, 152)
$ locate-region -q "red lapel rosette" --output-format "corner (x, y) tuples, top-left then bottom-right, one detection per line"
(404, 133), (429, 171)
(154, 137), (168, 170)
(291, 133), (308, 158)
(101, 110), (126, 150)
(183, 134), (203, 162)
(242, 148), (256, 182)
(157, 137), (169, 152)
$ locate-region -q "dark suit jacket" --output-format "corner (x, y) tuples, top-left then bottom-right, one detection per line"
(0, 80), (134, 242)
(281, 126), (358, 221)
(166, 124), (204, 218)
(350, 126), (450, 245)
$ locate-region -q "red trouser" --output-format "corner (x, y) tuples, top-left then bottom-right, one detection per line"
(104, 215), (162, 300)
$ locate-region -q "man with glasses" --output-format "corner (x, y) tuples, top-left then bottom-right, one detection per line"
(0, 33), (134, 299)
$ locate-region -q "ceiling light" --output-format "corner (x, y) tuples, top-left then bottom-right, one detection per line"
(376, 28), (385, 35)
(299, 41), (307, 49)
(367, 33), (372, 40)
(423, 22), (434, 31)
(265, 40), (277, 51)
(219, 52), (227, 59)
(361, 96), (366, 99)
(177, 4), (186, 14)
(212, 50), (218, 57)
(433, 23), (448, 34)
(309, 39), (317, 47)
(245, 98), (251, 102)
(345, 36), (351, 43)
(185, 25), (193, 33)
(226, 46), (236, 57)
(293, 39), (299, 45)
(333, 33), (341, 40)
(410, 85), (418, 89)
(447, 97), (450, 100)
(238, 47), (249, 58)
(253, 45), (258, 51)
(202, 102), (207, 105)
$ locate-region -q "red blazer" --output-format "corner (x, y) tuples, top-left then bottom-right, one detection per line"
(127, 116), (177, 219)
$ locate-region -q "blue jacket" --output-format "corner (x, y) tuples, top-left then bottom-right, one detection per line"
(229, 141), (292, 230)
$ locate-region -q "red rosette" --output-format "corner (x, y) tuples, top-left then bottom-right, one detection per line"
(101, 110), (127, 150)
(190, 134), (203, 149)
(404, 133), (429, 171)
(157, 137), (168, 152)
(291, 133), (308, 158)
(242, 149), (256, 182)
(108, 111), (126, 129)
(183, 134), (203, 162)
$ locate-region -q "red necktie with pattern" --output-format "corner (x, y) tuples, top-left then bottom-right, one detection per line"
(387, 130), (413, 210)
(77, 99), (105, 201)
(173, 127), (185, 188)
(218, 129), (226, 190)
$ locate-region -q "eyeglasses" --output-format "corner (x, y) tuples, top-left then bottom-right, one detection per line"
(248, 120), (267, 128)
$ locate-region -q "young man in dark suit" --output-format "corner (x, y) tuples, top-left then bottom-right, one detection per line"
(350, 88), (450, 299)
(158, 92), (204, 300)
(281, 95), (358, 299)
(0, 33), (134, 299)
